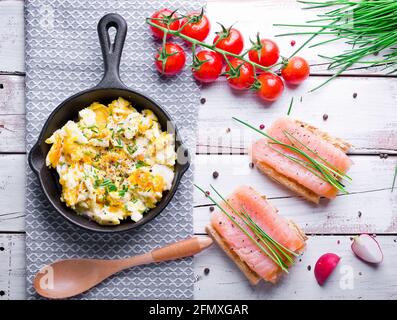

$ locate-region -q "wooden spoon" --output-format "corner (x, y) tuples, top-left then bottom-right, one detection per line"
(33, 236), (213, 299)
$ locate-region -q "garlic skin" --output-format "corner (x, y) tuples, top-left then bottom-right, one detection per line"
(351, 234), (383, 264)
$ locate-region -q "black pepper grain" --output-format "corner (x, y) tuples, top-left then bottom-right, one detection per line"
(358, 211), (362, 218)
(212, 171), (219, 179)
(323, 114), (328, 121)
(209, 206), (215, 212)
(307, 265), (311, 271)
(200, 97), (206, 104)
(353, 93), (357, 99)
(204, 268), (210, 275)
(249, 162), (254, 169)
(226, 128), (231, 133)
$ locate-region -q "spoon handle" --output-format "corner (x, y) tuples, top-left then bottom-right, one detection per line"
(151, 236), (213, 263)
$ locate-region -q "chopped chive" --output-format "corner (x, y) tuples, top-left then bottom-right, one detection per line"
(114, 137), (123, 148)
(287, 97), (294, 116)
(135, 160), (147, 169)
(392, 164), (397, 193)
(127, 144), (138, 155)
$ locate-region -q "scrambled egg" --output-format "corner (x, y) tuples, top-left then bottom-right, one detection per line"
(45, 97), (176, 225)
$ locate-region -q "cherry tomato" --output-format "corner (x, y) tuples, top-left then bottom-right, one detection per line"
(155, 43), (186, 76)
(149, 9), (180, 39)
(225, 58), (255, 90)
(248, 39), (280, 68)
(281, 56), (310, 85)
(213, 28), (244, 55)
(180, 12), (210, 42)
(192, 50), (223, 83)
(255, 73), (284, 102)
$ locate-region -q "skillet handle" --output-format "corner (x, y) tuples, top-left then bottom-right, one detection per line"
(28, 143), (43, 175)
(96, 13), (128, 89)
(177, 143), (191, 177)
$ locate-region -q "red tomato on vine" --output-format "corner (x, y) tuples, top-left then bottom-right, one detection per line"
(213, 25), (244, 55)
(248, 36), (280, 68)
(192, 50), (223, 83)
(155, 43), (186, 76)
(254, 73), (284, 102)
(281, 57), (310, 85)
(225, 58), (255, 90)
(180, 10), (210, 42)
(149, 8), (180, 39)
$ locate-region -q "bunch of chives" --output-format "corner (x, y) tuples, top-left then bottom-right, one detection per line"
(274, 0), (397, 90)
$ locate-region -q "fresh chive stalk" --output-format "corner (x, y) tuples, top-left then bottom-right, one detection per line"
(392, 165), (397, 193)
(287, 97), (294, 116)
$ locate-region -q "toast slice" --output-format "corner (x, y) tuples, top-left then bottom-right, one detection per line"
(206, 225), (261, 285)
(206, 221), (307, 285)
(254, 119), (352, 204)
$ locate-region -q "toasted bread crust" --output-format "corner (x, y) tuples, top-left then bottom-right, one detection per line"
(289, 220), (308, 244)
(206, 220), (307, 285)
(295, 120), (352, 153)
(254, 119), (351, 203)
(255, 161), (320, 204)
(205, 225), (261, 286)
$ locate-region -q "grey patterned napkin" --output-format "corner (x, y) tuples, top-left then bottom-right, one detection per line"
(25, 0), (203, 299)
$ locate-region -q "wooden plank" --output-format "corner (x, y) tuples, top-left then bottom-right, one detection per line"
(198, 77), (397, 154)
(193, 154), (397, 234)
(0, 233), (25, 300)
(1, 0), (396, 75)
(0, 114), (25, 153)
(1, 233), (396, 300)
(195, 235), (397, 299)
(0, 74), (396, 154)
(0, 75), (26, 153)
(0, 1), (24, 74)
(0, 154), (25, 232)
(0, 75), (25, 114)
(1, 154), (396, 234)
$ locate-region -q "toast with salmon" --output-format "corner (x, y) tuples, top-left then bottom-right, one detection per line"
(206, 186), (307, 285)
(251, 117), (352, 203)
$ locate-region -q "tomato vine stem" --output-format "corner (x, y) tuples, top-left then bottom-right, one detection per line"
(146, 18), (283, 74)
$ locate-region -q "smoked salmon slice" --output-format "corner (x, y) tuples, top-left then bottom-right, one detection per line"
(252, 117), (352, 203)
(209, 185), (307, 284)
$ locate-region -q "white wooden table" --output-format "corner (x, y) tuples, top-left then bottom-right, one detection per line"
(0, 0), (396, 300)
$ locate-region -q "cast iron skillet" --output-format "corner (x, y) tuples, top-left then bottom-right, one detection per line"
(28, 13), (190, 233)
